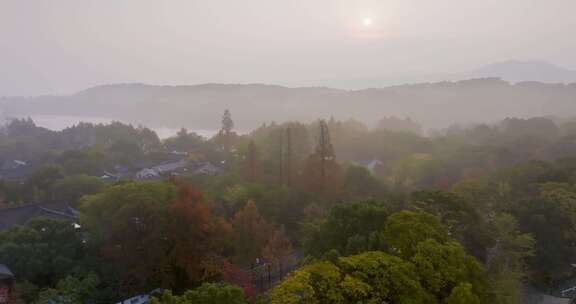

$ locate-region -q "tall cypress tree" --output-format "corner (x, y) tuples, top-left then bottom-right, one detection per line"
(221, 109), (234, 134)
(317, 119), (334, 190)
(284, 126), (293, 187)
(246, 140), (258, 182)
(219, 109), (234, 153)
(278, 130), (284, 186)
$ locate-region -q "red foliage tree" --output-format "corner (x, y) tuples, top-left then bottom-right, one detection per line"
(167, 184), (232, 287)
(222, 260), (253, 297)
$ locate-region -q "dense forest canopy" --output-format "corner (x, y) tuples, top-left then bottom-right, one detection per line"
(1, 113), (576, 303)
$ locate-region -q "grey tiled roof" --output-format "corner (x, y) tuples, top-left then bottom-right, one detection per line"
(0, 264), (14, 280)
(0, 202), (77, 231)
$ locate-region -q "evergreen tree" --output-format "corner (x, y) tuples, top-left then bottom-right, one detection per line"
(278, 130), (284, 185)
(302, 120), (341, 198)
(222, 109), (234, 135)
(316, 120), (335, 191)
(284, 126), (293, 186)
(218, 109), (235, 153)
(246, 140), (259, 182)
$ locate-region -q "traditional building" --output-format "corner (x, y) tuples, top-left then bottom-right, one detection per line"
(0, 202), (78, 231)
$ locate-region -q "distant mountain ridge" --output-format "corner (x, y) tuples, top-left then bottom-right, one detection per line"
(280, 60), (576, 89)
(2, 76), (576, 132)
(464, 60), (576, 84)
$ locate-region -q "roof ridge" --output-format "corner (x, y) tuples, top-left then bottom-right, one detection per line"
(0, 202), (69, 213)
(37, 206), (77, 219)
(0, 202), (45, 212)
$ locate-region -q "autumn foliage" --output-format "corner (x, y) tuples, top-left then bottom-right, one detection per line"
(81, 181), (232, 293)
(167, 183), (232, 288)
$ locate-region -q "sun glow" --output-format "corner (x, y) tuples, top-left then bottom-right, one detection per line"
(362, 17), (373, 27)
(338, 2), (404, 40)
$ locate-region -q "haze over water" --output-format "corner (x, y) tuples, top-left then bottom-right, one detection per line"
(18, 114), (216, 139)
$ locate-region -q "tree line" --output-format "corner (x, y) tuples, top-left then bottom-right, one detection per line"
(2, 112), (576, 303)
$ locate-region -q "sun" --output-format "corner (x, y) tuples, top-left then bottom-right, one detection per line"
(362, 17), (373, 27)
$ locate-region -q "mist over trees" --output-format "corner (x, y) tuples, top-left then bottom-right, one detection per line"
(3, 112), (576, 303)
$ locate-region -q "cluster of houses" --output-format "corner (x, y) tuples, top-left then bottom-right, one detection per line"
(0, 157), (223, 183)
(134, 159), (222, 180)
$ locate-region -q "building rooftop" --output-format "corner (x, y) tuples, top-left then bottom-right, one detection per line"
(0, 202), (77, 231)
(0, 264), (14, 280)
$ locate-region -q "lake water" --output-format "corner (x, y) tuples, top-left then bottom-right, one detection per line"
(22, 114), (218, 139)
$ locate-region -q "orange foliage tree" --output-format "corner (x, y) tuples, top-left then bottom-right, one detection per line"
(231, 200), (295, 268)
(262, 225), (294, 265)
(166, 184), (232, 289)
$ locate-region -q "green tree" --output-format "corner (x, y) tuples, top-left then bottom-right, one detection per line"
(284, 126), (293, 186)
(342, 165), (384, 200)
(452, 178), (512, 219)
(35, 273), (100, 304)
(150, 283), (246, 304)
(486, 213), (534, 304)
(274, 210), (487, 304)
(0, 179), (27, 205)
(384, 210), (448, 259)
(444, 283), (481, 304)
(222, 110), (234, 135)
(315, 119), (335, 191)
(56, 149), (110, 176)
(109, 139), (145, 165)
(80, 181), (177, 291)
(302, 201), (389, 257)
(392, 153), (443, 190)
(270, 251), (431, 304)
(410, 239), (486, 301)
(222, 183), (267, 213)
(216, 109), (235, 153)
(27, 164), (66, 201)
(164, 128), (205, 152)
(0, 218), (87, 287)
(11, 281), (40, 304)
(513, 184), (576, 285)
(51, 174), (106, 205)
(245, 140), (259, 182)
(411, 190), (490, 259)
(302, 120), (343, 200)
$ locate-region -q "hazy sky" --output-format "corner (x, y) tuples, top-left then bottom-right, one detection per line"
(2, 0), (576, 96)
